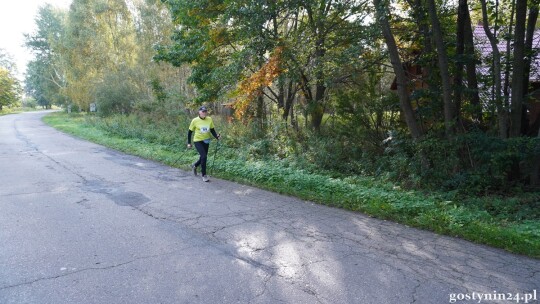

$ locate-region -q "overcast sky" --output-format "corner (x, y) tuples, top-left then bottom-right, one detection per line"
(0, 0), (72, 81)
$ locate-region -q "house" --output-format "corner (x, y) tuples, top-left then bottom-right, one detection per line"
(390, 25), (540, 136)
(473, 25), (540, 136)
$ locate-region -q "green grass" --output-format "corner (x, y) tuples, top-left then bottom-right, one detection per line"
(1, 107), (27, 116)
(0, 106), (55, 116)
(43, 112), (540, 259)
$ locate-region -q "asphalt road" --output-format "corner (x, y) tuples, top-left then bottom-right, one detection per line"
(1, 111), (539, 304)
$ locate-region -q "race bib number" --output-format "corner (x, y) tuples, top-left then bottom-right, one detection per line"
(200, 126), (209, 133)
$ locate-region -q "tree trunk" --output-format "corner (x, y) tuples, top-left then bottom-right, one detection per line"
(311, 40), (326, 131)
(455, 0), (466, 118)
(411, 0), (432, 134)
(303, 4), (328, 132)
(503, 0), (516, 139)
(277, 77), (285, 113)
(480, 0), (507, 138)
(290, 97), (298, 131)
(523, 2), (539, 135)
(461, 0), (482, 123)
(426, 0), (455, 138)
(283, 80), (295, 121)
(374, 0), (423, 139)
(510, 0), (528, 137)
(256, 94), (265, 130)
(310, 103), (324, 131)
(526, 3), (539, 185)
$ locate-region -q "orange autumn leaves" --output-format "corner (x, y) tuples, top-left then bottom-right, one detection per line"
(232, 47), (284, 120)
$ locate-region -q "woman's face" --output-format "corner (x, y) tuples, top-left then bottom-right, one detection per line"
(199, 110), (208, 118)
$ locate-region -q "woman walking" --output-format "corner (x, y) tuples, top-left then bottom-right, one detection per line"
(187, 106), (220, 182)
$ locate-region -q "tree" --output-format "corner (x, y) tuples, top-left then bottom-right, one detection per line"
(24, 4), (68, 108)
(0, 50), (21, 110)
(523, 0), (539, 136)
(0, 49), (18, 75)
(290, 0), (367, 130)
(479, 0), (507, 138)
(157, 0), (372, 131)
(426, 0), (455, 137)
(455, 0), (481, 124)
(63, 0), (138, 111)
(155, 0), (234, 104)
(131, 0), (192, 106)
(25, 61), (50, 108)
(373, 0), (423, 139)
(0, 68), (22, 110)
(510, 0), (528, 137)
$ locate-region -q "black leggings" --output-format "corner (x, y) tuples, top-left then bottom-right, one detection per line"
(194, 141), (210, 176)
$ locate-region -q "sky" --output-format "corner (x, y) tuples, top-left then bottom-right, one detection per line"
(0, 0), (72, 81)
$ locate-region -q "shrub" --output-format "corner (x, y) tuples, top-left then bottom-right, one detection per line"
(93, 70), (144, 116)
(376, 131), (540, 194)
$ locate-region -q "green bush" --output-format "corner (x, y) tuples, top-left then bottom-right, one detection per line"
(65, 103), (81, 113)
(374, 131), (540, 194)
(22, 97), (38, 108)
(93, 70), (144, 116)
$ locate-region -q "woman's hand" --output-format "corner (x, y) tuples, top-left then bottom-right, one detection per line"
(187, 144), (192, 148)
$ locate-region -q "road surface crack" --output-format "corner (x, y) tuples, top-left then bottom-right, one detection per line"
(0, 251), (178, 291)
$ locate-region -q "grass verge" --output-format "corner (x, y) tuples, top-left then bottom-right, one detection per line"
(0, 107), (56, 116)
(43, 112), (540, 259)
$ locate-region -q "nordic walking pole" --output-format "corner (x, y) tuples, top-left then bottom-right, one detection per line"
(210, 136), (221, 175)
(171, 142), (190, 167)
(171, 152), (183, 167)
